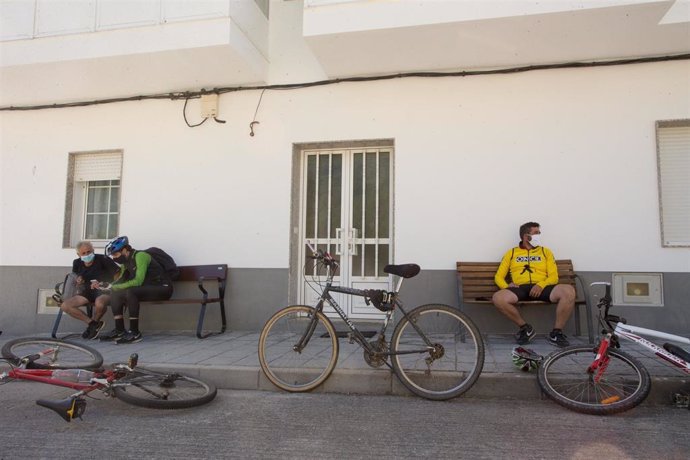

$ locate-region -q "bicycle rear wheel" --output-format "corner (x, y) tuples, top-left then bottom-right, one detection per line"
(258, 305), (339, 392)
(390, 304), (485, 400)
(113, 369), (217, 409)
(537, 345), (651, 415)
(1, 337), (103, 369)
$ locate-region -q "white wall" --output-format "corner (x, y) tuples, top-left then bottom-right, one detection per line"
(1, 59), (688, 272)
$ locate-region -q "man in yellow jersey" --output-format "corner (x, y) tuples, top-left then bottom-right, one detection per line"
(492, 222), (576, 347)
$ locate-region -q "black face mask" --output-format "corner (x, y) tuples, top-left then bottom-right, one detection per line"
(112, 254), (127, 264)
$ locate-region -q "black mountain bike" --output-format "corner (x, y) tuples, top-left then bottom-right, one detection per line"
(258, 249), (484, 400)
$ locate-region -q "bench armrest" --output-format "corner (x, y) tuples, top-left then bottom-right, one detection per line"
(196, 276), (225, 302)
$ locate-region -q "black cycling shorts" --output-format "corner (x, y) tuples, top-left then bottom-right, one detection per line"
(76, 286), (101, 303)
(507, 284), (555, 302)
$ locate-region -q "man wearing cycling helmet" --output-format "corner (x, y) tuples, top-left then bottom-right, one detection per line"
(492, 222), (576, 347)
(99, 236), (173, 344)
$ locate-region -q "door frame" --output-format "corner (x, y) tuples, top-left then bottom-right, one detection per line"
(288, 139), (395, 308)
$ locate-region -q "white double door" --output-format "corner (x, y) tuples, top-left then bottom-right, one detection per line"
(300, 147), (393, 319)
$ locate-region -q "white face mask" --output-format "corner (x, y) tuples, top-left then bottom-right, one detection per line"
(528, 234), (542, 247)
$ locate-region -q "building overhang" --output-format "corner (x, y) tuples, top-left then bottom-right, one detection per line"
(0, 17), (268, 107)
(303, 0), (690, 77)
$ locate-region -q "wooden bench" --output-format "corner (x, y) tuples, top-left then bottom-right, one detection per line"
(51, 264), (228, 340)
(457, 259), (594, 343)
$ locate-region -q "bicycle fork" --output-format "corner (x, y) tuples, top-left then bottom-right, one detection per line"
(587, 334), (620, 404)
(293, 305), (322, 353)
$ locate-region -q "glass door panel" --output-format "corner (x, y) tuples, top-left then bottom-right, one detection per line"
(301, 147), (393, 318)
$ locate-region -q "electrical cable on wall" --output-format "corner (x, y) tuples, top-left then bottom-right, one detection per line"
(183, 97), (208, 128)
(249, 88), (267, 137)
(1, 53), (688, 131)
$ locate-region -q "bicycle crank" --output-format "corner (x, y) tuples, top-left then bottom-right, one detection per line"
(363, 339), (388, 368)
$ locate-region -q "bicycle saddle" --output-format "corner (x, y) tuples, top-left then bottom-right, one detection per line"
(384, 264), (421, 279)
(36, 396), (86, 422)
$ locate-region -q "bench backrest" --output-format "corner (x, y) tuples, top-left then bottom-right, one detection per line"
(177, 265), (228, 282)
(457, 259), (578, 303)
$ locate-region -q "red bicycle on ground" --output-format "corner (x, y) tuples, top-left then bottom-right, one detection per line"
(0, 337), (217, 422)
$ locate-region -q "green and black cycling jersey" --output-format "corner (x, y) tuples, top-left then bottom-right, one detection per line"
(112, 250), (170, 290)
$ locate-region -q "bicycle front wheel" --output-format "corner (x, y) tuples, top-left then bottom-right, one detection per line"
(258, 305), (339, 392)
(114, 369), (217, 409)
(1, 337), (103, 369)
(537, 345), (651, 415)
(390, 304), (485, 400)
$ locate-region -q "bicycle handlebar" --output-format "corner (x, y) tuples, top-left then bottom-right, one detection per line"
(307, 248), (339, 268)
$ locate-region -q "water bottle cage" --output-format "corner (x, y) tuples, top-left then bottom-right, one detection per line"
(364, 290), (394, 312)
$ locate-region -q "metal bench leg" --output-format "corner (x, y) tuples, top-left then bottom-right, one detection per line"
(196, 301), (228, 339)
(219, 300), (227, 334)
(574, 273), (596, 344)
(574, 304), (582, 337)
(585, 303), (594, 344)
(51, 309), (63, 339)
(196, 303), (209, 339)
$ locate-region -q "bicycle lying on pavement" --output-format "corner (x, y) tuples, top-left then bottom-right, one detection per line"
(1, 337), (217, 422)
(258, 248), (485, 400)
(537, 282), (690, 415)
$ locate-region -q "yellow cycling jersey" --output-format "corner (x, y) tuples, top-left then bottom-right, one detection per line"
(494, 245), (558, 289)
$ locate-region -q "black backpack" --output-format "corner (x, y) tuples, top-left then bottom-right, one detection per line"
(145, 247), (181, 281)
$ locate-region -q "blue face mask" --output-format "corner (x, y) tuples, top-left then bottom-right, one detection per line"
(80, 253), (95, 263)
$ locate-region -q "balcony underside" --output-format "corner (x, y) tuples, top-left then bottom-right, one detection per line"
(0, 18), (268, 107)
(304, 1), (690, 77)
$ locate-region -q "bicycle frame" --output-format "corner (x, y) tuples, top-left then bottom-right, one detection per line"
(1, 367), (114, 393)
(613, 323), (690, 374)
(300, 261), (435, 358)
(587, 286), (690, 380)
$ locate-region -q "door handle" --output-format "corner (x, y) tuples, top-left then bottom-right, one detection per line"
(349, 228), (359, 256)
(335, 228), (343, 255)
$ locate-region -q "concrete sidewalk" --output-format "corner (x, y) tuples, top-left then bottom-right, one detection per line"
(1, 330), (687, 404)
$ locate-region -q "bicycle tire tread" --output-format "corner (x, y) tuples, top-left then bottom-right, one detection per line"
(537, 345), (651, 415)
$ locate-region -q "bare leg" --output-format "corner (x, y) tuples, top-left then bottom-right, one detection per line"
(93, 294), (110, 322)
(492, 289), (526, 327)
(549, 284), (576, 330)
(60, 295), (92, 325)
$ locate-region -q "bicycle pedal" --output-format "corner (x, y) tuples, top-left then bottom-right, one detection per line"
(347, 332), (355, 344)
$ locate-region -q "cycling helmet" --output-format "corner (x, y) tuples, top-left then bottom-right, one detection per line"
(105, 235), (129, 256)
(511, 346), (543, 372)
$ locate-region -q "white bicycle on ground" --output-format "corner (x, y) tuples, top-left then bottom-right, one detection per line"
(537, 282), (690, 415)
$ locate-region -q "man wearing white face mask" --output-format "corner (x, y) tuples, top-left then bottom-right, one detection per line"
(58, 241), (119, 340)
(492, 222), (576, 347)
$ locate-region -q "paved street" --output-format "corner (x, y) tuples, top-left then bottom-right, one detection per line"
(0, 383), (688, 460)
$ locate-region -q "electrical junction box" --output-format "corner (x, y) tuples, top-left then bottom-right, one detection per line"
(612, 273), (664, 307)
(200, 94), (219, 118)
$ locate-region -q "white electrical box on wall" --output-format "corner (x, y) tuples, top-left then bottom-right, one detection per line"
(612, 273), (664, 307)
(200, 94), (219, 118)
